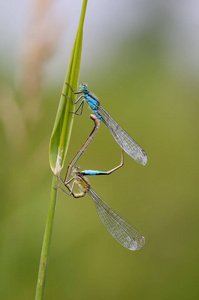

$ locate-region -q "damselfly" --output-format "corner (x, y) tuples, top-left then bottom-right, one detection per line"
(63, 83), (148, 166)
(59, 114), (144, 251)
(61, 166), (145, 251)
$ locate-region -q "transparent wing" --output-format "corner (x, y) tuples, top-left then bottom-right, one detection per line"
(98, 105), (147, 165)
(88, 188), (145, 250)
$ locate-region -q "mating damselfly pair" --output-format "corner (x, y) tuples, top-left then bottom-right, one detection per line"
(59, 84), (147, 251)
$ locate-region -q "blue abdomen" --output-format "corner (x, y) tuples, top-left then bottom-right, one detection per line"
(82, 170), (107, 176)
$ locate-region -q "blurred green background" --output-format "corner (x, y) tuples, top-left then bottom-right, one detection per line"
(0, 1), (199, 299)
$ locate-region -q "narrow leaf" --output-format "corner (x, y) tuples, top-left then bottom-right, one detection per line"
(49, 0), (88, 175)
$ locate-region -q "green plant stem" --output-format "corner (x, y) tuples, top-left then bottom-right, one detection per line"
(35, 1), (88, 299)
(35, 175), (58, 300)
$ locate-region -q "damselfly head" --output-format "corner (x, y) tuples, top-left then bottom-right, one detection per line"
(79, 83), (87, 92)
(72, 166), (80, 176)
